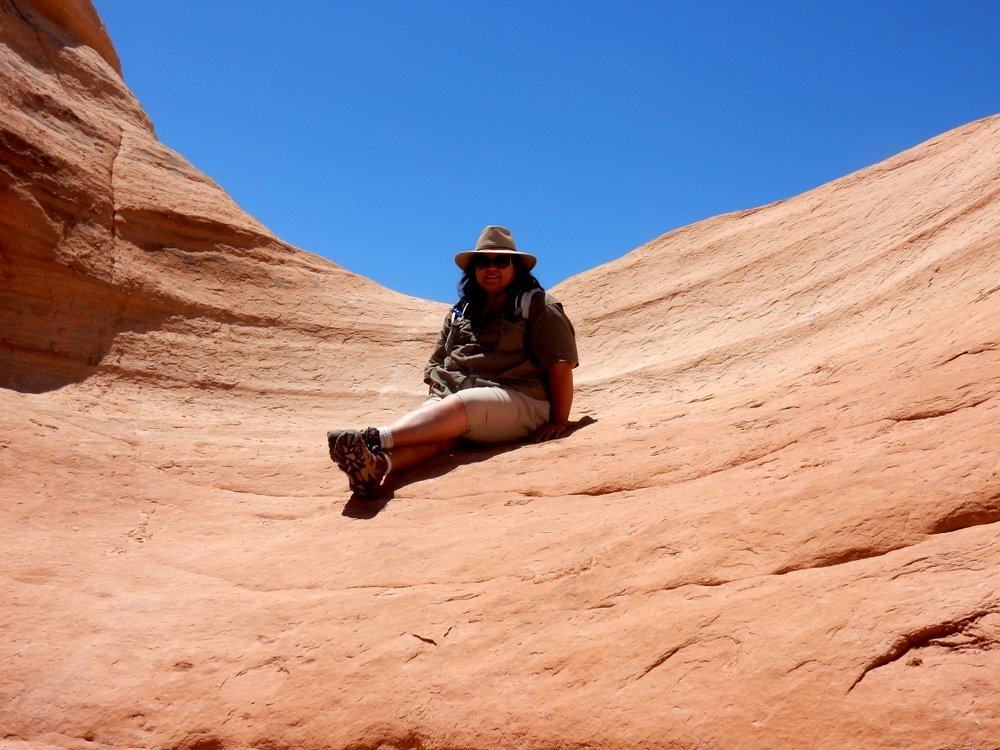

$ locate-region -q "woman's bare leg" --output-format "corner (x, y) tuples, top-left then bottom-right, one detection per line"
(386, 395), (468, 447)
(386, 439), (459, 474)
(328, 398), (466, 496)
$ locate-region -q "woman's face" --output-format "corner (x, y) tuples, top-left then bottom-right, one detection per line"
(474, 255), (517, 295)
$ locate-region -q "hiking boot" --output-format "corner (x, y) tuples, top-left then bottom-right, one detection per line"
(328, 429), (388, 498)
(359, 426), (382, 454)
(327, 427), (381, 459)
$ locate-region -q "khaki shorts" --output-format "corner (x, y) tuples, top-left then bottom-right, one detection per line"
(426, 386), (550, 444)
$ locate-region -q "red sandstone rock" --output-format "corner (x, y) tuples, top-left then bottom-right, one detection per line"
(1, 2), (998, 748)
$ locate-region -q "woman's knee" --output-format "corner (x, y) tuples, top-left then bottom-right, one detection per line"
(435, 394), (470, 428)
(388, 393), (469, 445)
(438, 393), (468, 413)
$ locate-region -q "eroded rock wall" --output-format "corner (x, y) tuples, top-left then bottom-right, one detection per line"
(1, 0), (439, 397)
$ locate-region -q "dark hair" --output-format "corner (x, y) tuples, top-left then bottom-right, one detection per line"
(456, 260), (544, 322)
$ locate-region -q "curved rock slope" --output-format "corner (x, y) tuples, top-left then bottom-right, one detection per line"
(2, 2), (998, 749)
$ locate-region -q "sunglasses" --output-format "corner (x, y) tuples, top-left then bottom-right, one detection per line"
(474, 254), (514, 269)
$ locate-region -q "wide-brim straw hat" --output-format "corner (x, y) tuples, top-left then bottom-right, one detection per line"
(455, 225), (537, 272)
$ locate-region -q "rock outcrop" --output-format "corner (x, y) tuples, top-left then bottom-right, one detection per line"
(2, 2), (998, 748)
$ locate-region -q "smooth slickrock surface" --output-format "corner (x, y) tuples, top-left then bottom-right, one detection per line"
(1, 2), (998, 748)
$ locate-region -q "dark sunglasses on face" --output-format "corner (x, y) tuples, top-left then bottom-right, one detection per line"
(474, 254), (514, 269)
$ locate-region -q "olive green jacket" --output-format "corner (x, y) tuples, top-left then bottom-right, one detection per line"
(423, 292), (578, 402)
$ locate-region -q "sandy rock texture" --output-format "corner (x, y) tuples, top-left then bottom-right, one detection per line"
(2, 2), (998, 748)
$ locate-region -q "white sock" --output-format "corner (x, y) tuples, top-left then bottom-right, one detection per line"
(378, 425), (394, 450)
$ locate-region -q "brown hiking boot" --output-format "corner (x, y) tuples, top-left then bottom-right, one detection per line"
(327, 427), (381, 459)
(328, 429), (388, 498)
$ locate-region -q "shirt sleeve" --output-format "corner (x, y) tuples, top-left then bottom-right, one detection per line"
(528, 294), (579, 369)
(423, 312), (452, 383)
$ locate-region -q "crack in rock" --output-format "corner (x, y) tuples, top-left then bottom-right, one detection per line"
(847, 605), (1000, 692)
(888, 395), (992, 422)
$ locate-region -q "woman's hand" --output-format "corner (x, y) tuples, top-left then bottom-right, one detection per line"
(535, 360), (574, 443)
(533, 420), (569, 443)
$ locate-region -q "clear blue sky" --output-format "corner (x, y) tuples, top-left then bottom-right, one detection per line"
(94, 1), (999, 303)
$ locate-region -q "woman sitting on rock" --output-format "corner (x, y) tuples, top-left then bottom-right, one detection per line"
(328, 225), (579, 498)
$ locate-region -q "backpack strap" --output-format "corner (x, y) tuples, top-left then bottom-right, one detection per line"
(449, 301), (469, 325)
(517, 289), (541, 320)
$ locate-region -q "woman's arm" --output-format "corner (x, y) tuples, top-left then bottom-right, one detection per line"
(423, 314), (451, 384)
(533, 360), (574, 442)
